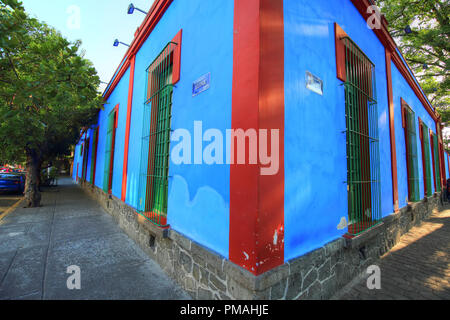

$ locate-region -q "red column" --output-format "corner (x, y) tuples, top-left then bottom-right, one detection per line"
(230, 0), (285, 276)
(121, 55), (136, 202)
(385, 49), (399, 212)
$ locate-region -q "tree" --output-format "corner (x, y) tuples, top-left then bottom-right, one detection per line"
(377, 0), (449, 120)
(0, 0), (103, 207)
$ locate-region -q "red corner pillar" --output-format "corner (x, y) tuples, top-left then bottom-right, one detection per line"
(230, 0), (285, 276)
(121, 55), (136, 202)
(385, 49), (399, 212)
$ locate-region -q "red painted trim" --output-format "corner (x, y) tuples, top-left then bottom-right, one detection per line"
(230, 0), (260, 275)
(430, 131), (437, 191)
(103, 0), (173, 101)
(436, 122), (445, 189)
(418, 118), (428, 197)
(230, 0), (284, 276)
(258, 0), (285, 273)
(385, 49), (399, 212)
(172, 29), (182, 84)
(82, 136), (90, 182)
(121, 56), (136, 202)
(92, 126), (99, 185)
(391, 54), (438, 123)
(108, 105), (119, 194)
(439, 141), (445, 189)
(401, 99), (413, 201)
(76, 127), (88, 145)
(350, 0), (438, 124)
(447, 153), (450, 180)
(104, 61), (131, 102)
(441, 143), (446, 185)
(335, 23), (348, 82)
(114, 105), (119, 129)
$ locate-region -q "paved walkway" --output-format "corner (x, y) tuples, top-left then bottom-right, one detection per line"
(0, 177), (190, 300)
(0, 193), (22, 216)
(336, 207), (450, 300)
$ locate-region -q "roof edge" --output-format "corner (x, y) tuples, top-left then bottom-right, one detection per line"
(351, 0), (438, 122)
(102, 0), (173, 101)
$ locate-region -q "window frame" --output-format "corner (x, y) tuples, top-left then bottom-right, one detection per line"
(103, 105), (118, 194)
(137, 30), (182, 227)
(419, 118), (433, 197)
(430, 131), (441, 193)
(401, 99), (420, 202)
(336, 25), (382, 236)
(90, 126), (99, 185)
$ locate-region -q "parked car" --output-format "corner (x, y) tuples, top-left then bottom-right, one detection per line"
(0, 173), (25, 194)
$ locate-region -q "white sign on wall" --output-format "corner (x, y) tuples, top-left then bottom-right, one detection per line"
(306, 71), (323, 96)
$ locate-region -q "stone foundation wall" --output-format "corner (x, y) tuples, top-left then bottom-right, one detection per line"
(79, 181), (444, 300)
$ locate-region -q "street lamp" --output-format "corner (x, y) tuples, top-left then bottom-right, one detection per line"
(113, 39), (130, 47)
(127, 3), (147, 15)
(404, 25), (412, 34)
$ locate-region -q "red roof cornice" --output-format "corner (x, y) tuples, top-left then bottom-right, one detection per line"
(103, 0), (438, 123)
(103, 0), (173, 101)
(351, 0), (438, 122)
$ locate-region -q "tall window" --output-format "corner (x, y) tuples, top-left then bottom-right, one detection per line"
(341, 36), (382, 235)
(103, 107), (118, 194)
(81, 137), (90, 182)
(430, 132), (441, 193)
(401, 100), (419, 202)
(90, 126), (99, 185)
(419, 120), (433, 197)
(437, 129), (446, 188)
(138, 42), (177, 226)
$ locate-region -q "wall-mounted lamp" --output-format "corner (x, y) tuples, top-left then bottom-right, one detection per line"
(113, 39), (130, 47)
(127, 3), (147, 15)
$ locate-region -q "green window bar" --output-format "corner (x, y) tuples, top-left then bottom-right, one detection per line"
(103, 110), (116, 193)
(137, 41), (177, 227)
(403, 105), (420, 202)
(422, 123), (433, 197)
(90, 127), (98, 185)
(342, 36), (382, 236)
(432, 133), (441, 193)
(81, 138), (89, 181)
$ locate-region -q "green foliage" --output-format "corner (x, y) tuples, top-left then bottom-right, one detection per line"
(377, 0), (449, 113)
(0, 0), (103, 164)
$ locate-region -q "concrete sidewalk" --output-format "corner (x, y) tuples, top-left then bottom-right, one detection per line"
(334, 206), (450, 300)
(0, 177), (190, 300)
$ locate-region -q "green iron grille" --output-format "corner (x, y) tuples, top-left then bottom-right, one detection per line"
(137, 42), (176, 227)
(342, 37), (382, 236)
(103, 110), (116, 193)
(433, 133), (441, 192)
(422, 123), (433, 197)
(404, 106), (420, 202)
(90, 128), (98, 185)
(82, 138), (89, 181)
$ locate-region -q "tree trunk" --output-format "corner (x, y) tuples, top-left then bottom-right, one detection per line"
(24, 150), (42, 208)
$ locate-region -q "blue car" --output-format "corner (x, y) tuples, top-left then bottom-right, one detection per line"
(0, 173), (25, 194)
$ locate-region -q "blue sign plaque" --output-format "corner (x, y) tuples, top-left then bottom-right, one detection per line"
(192, 73), (211, 96)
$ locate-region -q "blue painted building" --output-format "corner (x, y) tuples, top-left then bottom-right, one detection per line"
(73, 0), (449, 277)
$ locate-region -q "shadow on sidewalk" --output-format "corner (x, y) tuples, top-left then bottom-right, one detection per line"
(338, 205), (450, 300)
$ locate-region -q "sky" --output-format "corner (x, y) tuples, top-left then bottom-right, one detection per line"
(20, 0), (156, 93)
